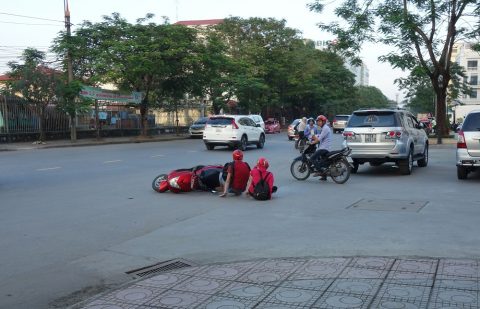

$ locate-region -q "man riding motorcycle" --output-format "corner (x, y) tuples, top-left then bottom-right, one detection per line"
(309, 115), (332, 181)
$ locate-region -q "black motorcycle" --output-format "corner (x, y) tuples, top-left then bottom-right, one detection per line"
(290, 143), (352, 184)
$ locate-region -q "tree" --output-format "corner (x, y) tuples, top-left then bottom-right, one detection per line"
(354, 86), (390, 109)
(309, 0), (480, 143)
(5, 48), (61, 142)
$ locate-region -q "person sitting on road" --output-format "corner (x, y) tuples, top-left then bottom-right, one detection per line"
(304, 118), (320, 142)
(310, 115), (332, 181)
(245, 157), (277, 200)
(219, 150), (251, 197)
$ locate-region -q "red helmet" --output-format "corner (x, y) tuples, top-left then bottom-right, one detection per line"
(257, 157), (269, 169)
(316, 115), (327, 122)
(232, 149), (243, 160)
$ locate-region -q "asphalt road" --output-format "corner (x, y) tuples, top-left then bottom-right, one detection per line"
(0, 132), (479, 309)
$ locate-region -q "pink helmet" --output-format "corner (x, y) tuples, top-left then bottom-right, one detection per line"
(233, 149), (243, 160)
(257, 157), (269, 169)
(316, 115), (327, 122)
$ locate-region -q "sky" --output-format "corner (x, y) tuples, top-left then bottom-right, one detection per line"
(0, 0), (408, 102)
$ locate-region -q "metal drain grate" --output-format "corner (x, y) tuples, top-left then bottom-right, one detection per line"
(126, 259), (197, 278)
(347, 198), (428, 212)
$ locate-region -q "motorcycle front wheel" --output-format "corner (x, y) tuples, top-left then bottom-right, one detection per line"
(152, 174), (168, 192)
(329, 159), (351, 184)
(290, 159), (311, 180)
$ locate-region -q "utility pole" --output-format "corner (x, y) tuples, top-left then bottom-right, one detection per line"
(64, 0), (77, 141)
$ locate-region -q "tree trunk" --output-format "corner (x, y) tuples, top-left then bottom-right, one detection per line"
(140, 101), (148, 137)
(435, 90), (447, 145)
(70, 114), (77, 142)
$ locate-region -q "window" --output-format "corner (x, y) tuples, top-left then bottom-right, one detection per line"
(470, 90), (477, 99)
(469, 75), (478, 85)
(467, 60), (478, 70)
(348, 111), (399, 127)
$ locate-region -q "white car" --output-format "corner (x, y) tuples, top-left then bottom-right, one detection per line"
(203, 115), (266, 151)
(249, 114), (265, 130)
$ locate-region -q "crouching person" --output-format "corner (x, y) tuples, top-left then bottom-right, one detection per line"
(219, 150), (251, 197)
(246, 157), (277, 201)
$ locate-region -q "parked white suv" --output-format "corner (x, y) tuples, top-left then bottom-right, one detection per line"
(203, 115), (266, 151)
(456, 110), (480, 179)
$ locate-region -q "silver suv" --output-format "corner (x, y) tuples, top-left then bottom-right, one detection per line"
(343, 109), (429, 175)
(456, 110), (480, 179)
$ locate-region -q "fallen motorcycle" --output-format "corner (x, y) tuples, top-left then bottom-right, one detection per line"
(152, 165), (223, 193)
(290, 143), (352, 184)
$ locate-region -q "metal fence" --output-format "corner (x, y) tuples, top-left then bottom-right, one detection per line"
(0, 96), (191, 143)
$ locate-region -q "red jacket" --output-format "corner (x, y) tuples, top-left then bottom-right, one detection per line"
(228, 160), (250, 191)
(248, 167), (274, 197)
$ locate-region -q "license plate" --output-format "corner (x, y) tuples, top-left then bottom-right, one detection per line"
(365, 134), (376, 142)
(216, 128), (222, 133)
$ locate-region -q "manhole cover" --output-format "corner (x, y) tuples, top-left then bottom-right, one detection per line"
(347, 199), (428, 212)
(126, 259), (197, 278)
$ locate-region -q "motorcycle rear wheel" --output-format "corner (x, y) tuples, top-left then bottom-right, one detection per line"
(330, 159), (351, 184)
(152, 174), (168, 192)
(290, 159), (311, 180)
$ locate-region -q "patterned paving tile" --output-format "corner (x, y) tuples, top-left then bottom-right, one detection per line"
(391, 259), (438, 274)
(136, 273), (191, 289)
(338, 267), (388, 279)
(369, 298), (425, 309)
(99, 285), (167, 306)
(289, 261), (346, 280)
(196, 296), (258, 309)
(195, 264), (250, 281)
(440, 259), (478, 267)
(80, 299), (146, 309)
(236, 268), (291, 285)
(168, 265), (206, 276)
(170, 277), (230, 295)
(436, 263), (479, 279)
(261, 287), (324, 307)
(280, 278), (334, 291)
(254, 258), (307, 273)
(217, 282), (275, 301)
(254, 302), (311, 309)
(349, 257), (395, 270)
(434, 279), (479, 291)
(302, 257), (351, 267)
(144, 290), (211, 308)
(428, 288), (479, 308)
(386, 271), (435, 287)
(375, 283), (431, 303)
(312, 292), (373, 308)
(326, 279), (382, 296)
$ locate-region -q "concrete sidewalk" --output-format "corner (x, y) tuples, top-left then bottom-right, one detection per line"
(72, 256), (480, 309)
(0, 134), (190, 151)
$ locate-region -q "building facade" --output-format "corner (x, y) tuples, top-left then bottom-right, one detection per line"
(453, 42), (480, 120)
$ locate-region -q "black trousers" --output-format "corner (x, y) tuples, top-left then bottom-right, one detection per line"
(310, 149), (329, 170)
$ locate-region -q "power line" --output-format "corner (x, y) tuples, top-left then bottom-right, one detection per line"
(0, 12), (66, 24)
(0, 20), (61, 26)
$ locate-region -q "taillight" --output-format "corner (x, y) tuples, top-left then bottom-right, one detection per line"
(457, 130), (467, 148)
(231, 119), (239, 129)
(386, 131), (402, 139)
(343, 131), (354, 137)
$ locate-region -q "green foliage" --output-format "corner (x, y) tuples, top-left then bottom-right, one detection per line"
(309, 0), (480, 141)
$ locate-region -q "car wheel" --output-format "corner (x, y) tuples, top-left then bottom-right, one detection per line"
(457, 166), (468, 180)
(399, 149), (413, 175)
(239, 135), (247, 151)
(257, 134), (265, 149)
(205, 143), (214, 150)
(417, 143), (429, 167)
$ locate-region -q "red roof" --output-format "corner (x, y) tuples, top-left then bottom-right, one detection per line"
(0, 74), (11, 82)
(175, 19), (223, 26)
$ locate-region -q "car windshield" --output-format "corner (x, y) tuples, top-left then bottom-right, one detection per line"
(335, 116), (349, 121)
(348, 111), (399, 127)
(194, 117), (208, 125)
(461, 113), (480, 131)
(265, 120), (275, 125)
(207, 117), (232, 125)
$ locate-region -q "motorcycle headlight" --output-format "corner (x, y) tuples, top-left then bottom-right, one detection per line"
(169, 176), (181, 189)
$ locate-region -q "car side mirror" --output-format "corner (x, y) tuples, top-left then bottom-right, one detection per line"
(418, 123), (425, 129)
(256, 124), (261, 127)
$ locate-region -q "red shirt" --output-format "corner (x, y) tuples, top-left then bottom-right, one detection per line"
(248, 167), (274, 196)
(228, 161), (250, 191)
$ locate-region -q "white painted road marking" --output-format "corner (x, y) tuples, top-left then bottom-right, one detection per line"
(103, 160), (122, 164)
(36, 167), (62, 171)
(151, 155), (166, 158)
